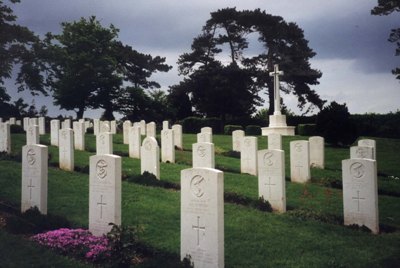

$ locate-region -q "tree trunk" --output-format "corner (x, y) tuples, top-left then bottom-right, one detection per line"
(76, 107), (84, 120)
(267, 79), (274, 115)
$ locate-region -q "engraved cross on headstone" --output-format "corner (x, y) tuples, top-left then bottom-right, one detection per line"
(269, 64), (284, 115)
(27, 179), (35, 200)
(192, 216), (206, 246)
(295, 163), (303, 178)
(97, 194), (107, 219)
(264, 176), (276, 197)
(352, 190), (365, 212)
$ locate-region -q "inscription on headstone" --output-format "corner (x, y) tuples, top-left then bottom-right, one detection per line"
(193, 142), (215, 168)
(290, 140), (310, 183)
(240, 136), (258, 176)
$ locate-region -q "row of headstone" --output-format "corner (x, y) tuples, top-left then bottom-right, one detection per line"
(0, 122), (11, 154)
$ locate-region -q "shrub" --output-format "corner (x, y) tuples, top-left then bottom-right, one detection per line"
(10, 124), (24, 133)
(181, 117), (223, 134)
(245, 125), (261, 136)
(316, 102), (358, 146)
(86, 127), (94, 134)
(297, 124), (317, 136)
(224, 125), (242, 135)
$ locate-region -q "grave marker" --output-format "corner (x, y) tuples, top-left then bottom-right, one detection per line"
(193, 142), (215, 168)
(172, 124), (183, 150)
(350, 146), (374, 160)
(232, 130), (245, 152)
(146, 122), (156, 138)
(0, 123), (11, 154)
(73, 121), (85, 151)
(100, 121), (110, 133)
(89, 154), (121, 236)
(26, 125), (39, 145)
(110, 120), (117, 134)
(161, 129), (175, 163)
(358, 139), (376, 160)
(50, 119), (60, 146)
(123, 120), (132, 144)
(21, 144), (48, 214)
(163, 120), (169, 130)
(290, 140), (310, 183)
(140, 120), (146, 135)
(93, 119), (100, 135)
(258, 149), (286, 212)
(181, 167), (224, 268)
(268, 133), (282, 150)
(342, 158), (379, 234)
(140, 137), (160, 179)
(129, 126), (141, 159)
(38, 117), (45, 135)
(240, 136), (258, 176)
(201, 127), (212, 134)
(96, 132), (113, 155)
(59, 128), (74, 171)
(197, 132), (212, 143)
(309, 136), (325, 169)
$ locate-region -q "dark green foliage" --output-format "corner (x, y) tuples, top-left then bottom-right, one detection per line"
(351, 111), (400, 139)
(287, 208), (342, 225)
(106, 223), (143, 267)
(316, 102), (358, 146)
(224, 192), (272, 212)
(297, 124), (316, 136)
(86, 127), (94, 134)
(245, 125), (261, 136)
(181, 117), (223, 134)
(5, 207), (71, 234)
(221, 150), (240, 158)
(125, 172), (180, 190)
(9, 124), (24, 133)
(224, 125), (242, 135)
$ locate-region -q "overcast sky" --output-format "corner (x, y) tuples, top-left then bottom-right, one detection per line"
(5, 0), (400, 118)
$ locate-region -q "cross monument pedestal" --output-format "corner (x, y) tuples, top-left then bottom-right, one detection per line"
(261, 64), (295, 136)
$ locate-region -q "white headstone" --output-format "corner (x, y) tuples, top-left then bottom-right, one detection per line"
(201, 127), (212, 134)
(146, 122), (156, 138)
(172, 124), (183, 150)
(100, 121), (110, 133)
(9, 117), (16, 125)
(358, 139), (376, 160)
(0, 123), (11, 154)
(290, 140), (310, 183)
(342, 158), (379, 234)
(29, 118), (38, 127)
(197, 132), (212, 143)
(73, 121), (85, 151)
(59, 128), (74, 171)
(350, 146), (374, 160)
(93, 119), (100, 136)
(63, 119), (71, 129)
(26, 125), (39, 145)
(16, 120), (21, 126)
(161, 129), (175, 163)
(162, 120), (169, 130)
(241, 136), (258, 176)
(38, 117), (45, 135)
(129, 126), (141, 159)
(89, 154), (121, 236)
(123, 120), (132, 144)
(140, 120), (146, 135)
(232, 130), (245, 152)
(193, 142), (215, 168)
(140, 137), (160, 179)
(50, 120), (60, 146)
(181, 167), (224, 268)
(309, 136), (325, 169)
(268, 133), (282, 150)
(96, 132), (113, 155)
(110, 120), (117, 134)
(23, 117), (29, 131)
(258, 149), (286, 212)
(21, 144), (48, 214)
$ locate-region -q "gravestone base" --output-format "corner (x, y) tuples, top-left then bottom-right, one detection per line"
(262, 115), (295, 136)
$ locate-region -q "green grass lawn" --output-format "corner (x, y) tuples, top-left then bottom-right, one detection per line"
(1, 132), (399, 267)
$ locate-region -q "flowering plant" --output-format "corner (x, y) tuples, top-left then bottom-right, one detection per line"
(31, 228), (110, 262)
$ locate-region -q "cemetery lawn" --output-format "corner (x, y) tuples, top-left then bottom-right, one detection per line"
(0, 133), (399, 267)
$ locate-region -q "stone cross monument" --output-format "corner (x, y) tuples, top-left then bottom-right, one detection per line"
(270, 64), (284, 115)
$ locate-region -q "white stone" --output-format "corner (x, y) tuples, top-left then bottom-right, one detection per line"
(123, 120), (132, 144)
(129, 126), (141, 159)
(241, 136), (258, 176)
(110, 120), (117, 134)
(172, 124), (183, 150)
(161, 129), (175, 163)
(290, 141), (310, 183)
(62, 119), (71, 129)
(193, 142), (215, 168)
(26, 125), (39, 145)
(140, 120), (146, 135)
(350, 146), (374, 160)
(358, 139), (376, 160)
(23, 117), (29, 131)
(16, 120), (21, 126)
(73, 121), (85, 151)
(0, 123), (11, 154)
(100, 121), (110, 133)
(163, 120), (169, 130)
(96, 132), (113, 155)
(258, 149), (286, 212)
(146, 122), (156, 138)
(38, 117), (45, 135)
(268, 133), (282, 150)
(85, 121), (90, 133)
(50, 120), (60, 146)
(93, 119), (100, 135)
(342, 158), (379, 234)
(197, 132), (212, 143)
(89, 154), (121, 236)
(140, 137), (160, 179)
(9, 117), (16, 125)
(181, 167), (224, 268)
(309, 136), (325, 169)
(21, 144), (48, 214)
(59, 128), (74, 171)
(232, 130), (245, 152)
(201, 127), (212, 134)
(29, 118), (38, 127)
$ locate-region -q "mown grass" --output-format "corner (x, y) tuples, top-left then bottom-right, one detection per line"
(0, 132), (399, 267)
